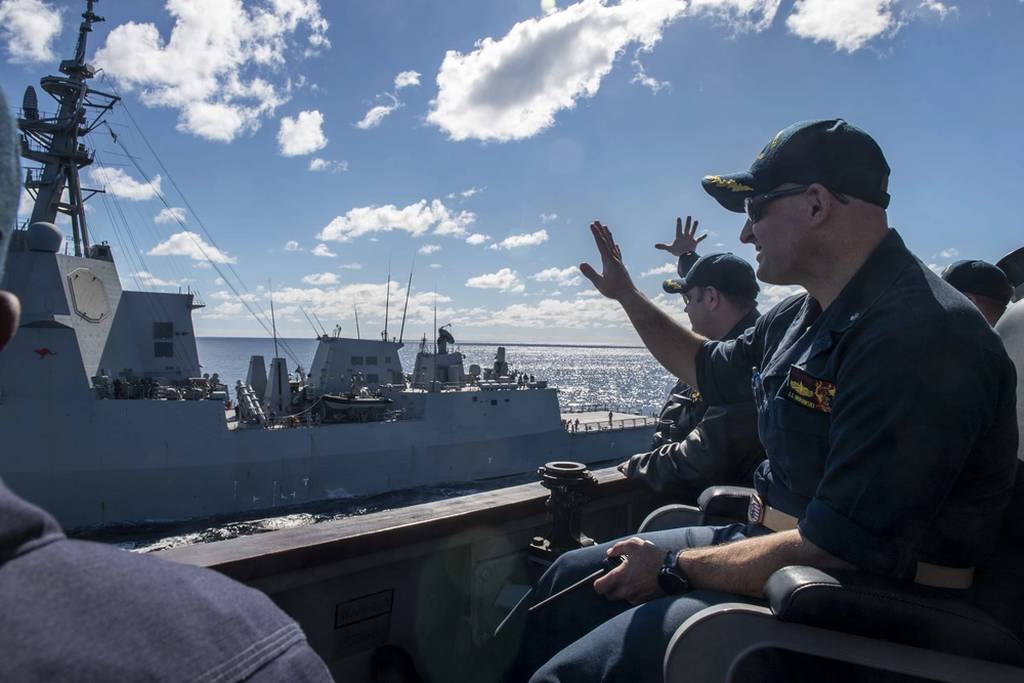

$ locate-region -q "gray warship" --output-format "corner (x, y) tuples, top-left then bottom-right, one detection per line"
(0, 4), (653, 531)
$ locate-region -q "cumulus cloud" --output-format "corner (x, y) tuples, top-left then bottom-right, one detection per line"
(148, 230), (237, 263)
(318, 198), (476, 242)
(86, 167), (162, 201)
(758, 283), (805, 310)
(530, 266), (582, 287)
(278, 109), (327, 156)
(641, 262), (676, 277)
(355, 94), (401, 130)
(786, 0), (897, 52)
(447, 186), (484, 200)
(938, 247), (958, 259)
(418, 244), (441, 254)
(539, 212), (559, 223)
(0, 0), (63, 63)
(430, 0), (770, 142)
(465, 268), (525, 293)
(154, 207), (187, 224)
(133, 271), (181, 288)
(301, 272), (339, 286)
(394, 70), (421, 89)
(489, 229), (549, 250)
(311, 243), (337, 257)
(94, 0), (329, 142)
(308, 157), (348, 173)
(465, 233), (490, 246)
(284, 240), (302, 251)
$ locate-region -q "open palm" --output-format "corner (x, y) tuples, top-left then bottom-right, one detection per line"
(655, 216), (706, 257)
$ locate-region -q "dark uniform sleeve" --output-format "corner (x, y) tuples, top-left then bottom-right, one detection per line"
(695, 324), (761, 406)
(625, 402), (763, 495)
(798, 324), (1016, 578)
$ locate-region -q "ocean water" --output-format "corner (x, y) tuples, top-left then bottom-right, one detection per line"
(196, 337), (678, 417)
(81, 338), (677, 552)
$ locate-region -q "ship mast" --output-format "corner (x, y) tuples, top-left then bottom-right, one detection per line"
(16, 0), (119, 257)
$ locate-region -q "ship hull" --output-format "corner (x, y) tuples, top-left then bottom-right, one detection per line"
(1, 389), (651, 529)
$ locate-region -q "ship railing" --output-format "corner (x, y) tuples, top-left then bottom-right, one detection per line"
(562, 416), (657, 433)
(561, 402), (619, 414)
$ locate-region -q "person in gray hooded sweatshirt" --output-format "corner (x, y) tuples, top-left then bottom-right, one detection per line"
(0, 92), (333, 681)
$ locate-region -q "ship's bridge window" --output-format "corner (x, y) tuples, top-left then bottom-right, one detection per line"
(366, 356), (378, 365)
(366, 373), (380, 383)
(154, 342), (174, 358)
(153, 322), (173, 339)
(351, 356), (363, 365)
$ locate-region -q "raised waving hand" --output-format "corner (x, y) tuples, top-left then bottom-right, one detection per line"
(655, 216), (706, 257)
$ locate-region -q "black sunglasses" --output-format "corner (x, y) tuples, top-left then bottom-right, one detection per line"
(682, 287), (709, 305)
(744, 185), (849, 223)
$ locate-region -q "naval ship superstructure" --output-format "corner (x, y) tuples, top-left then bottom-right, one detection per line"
(0, 3), (653, 530)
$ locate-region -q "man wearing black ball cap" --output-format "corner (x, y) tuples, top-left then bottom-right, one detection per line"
(942, 259), (1013, 326)
(508, 119), (1018, 683)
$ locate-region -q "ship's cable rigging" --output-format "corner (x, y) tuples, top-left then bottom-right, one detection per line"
(91, 86), (303, 368)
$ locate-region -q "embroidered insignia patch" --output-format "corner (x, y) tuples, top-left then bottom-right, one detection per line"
(786, 366), (835, 414)
(703, 175), (754, 192)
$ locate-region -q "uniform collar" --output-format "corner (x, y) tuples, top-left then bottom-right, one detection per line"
(819, 229), (912, 334)
(724, 307), (760, 341)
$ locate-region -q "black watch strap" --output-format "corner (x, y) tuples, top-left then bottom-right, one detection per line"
(658, 549), (690, 595)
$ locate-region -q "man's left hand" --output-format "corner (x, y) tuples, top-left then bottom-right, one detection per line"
(593, 537), (667, 604)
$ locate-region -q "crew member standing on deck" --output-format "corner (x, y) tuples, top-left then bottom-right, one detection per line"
(618, 217), (763, 498)
(941, 259), (1014, 326)
(507, 119), (1018, 683)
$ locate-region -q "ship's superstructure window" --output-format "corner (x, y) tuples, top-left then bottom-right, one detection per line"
(366, 373), (379, 383)
(385, 356), (392, 364)
(154, 342), (173, 358)
(366, 356), (378, 365)
(153, 322), (173, 339)
(351, 356), (363, 365)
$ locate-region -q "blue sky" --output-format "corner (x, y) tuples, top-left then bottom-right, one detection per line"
(1, 0), (1021, 344)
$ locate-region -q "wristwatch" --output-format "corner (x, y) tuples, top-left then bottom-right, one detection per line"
(657, 549), (691, 595)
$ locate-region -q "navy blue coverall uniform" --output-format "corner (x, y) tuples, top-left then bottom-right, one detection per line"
(510, 230), (1019, 683)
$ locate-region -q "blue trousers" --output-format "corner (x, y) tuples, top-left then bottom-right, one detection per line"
(506, 523), (767, 683)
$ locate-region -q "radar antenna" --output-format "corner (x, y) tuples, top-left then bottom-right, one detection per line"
(16, 0), (119, 256)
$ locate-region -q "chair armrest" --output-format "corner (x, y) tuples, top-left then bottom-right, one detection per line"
(764, 566), (1024, 668)
(664, 602), (1024, 683)
(696, 485), (754, 522)
(637, 504), (702, 533)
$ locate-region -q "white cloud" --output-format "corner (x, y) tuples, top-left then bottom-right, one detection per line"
(466, 268), (525, 293)
(278, 109), (327, 156)
(301, 272), (339, 286)
(0, 0), (63, 63)
(530, 266), (582, 287)
(338, 262), (363, 270)
(394, 70), (421, 89)
(939, 247), (959, 259)
(427, 0), (726, 142)
(489, 229), (549, 250)
(642, 262), (677, 277)
(541, 0), (559, 14)
(539, 212), (559, 223)
(17, 188), (34, 217)
(318, 198), (476, 242)
(786, 0), (897, 52)
(309, 157), (348, 173)
(631, 53), (670, 93)
(148, 230), (237, 263)
(86, 167), (162, 201)
(356, 94), (400, 130)
(429, 263), (443, 269)
(133, 271), (181, 288)
(154, 207), (187, 224)
(758, 283), (805, 310)
(284, 240), (302, 251)
(465, 233), (490, 246)
(447, 186), (484, 200)
(312, 243), (337, 257)
(918, 0), (955, 19)
(94, 0), (329, 142)
(418, 244), (441, 255)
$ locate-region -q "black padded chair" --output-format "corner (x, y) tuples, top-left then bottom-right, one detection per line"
(658, 297), (1024, 682)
